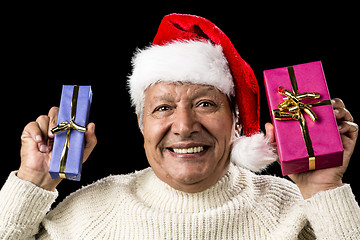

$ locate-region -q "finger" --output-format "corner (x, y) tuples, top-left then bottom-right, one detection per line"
(331, 98), (345, 109)
(48, 106), (59, 137)
(36, 115), (50, 152)
(83, 122), (97, 163)
(21, 121), (44, 151)
(36, 115), (50, 139)
(334, 107), (354, 122)
(338, 121), (359, 139)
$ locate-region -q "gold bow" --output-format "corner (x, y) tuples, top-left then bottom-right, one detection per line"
(273, 86), (327, 122)
(272, 66), (331, 171)
(51, 120), (87, 134)
(50, 85), (87, 179)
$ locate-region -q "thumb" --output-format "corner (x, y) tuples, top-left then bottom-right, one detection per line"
(265, 122), (275, 144)
(83, 122), (97, 163)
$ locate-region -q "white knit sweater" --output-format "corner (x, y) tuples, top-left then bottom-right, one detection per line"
(0, 163), (359, 239)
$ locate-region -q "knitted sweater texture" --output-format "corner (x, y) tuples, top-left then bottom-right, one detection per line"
(1, 163), (359, 239)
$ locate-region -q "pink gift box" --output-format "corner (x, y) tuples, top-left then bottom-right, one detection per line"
(263, 61), (343, 176)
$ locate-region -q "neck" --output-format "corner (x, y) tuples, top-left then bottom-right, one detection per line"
(136, 162), (249, 214)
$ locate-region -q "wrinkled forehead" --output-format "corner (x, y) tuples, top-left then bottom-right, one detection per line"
(144, 81), (226, 103)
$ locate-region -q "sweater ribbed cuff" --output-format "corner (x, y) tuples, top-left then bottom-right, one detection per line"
(0, 171), (58, 238)
(305, 184), (360, 239)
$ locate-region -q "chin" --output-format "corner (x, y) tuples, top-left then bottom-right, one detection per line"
(168, 161), (212, 185)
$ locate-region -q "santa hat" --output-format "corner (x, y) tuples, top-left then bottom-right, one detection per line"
(128, 13), (277, 172)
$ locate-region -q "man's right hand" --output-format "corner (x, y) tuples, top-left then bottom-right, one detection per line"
(17, 107), (97, 191)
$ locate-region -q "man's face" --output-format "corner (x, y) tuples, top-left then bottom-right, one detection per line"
(141, 82), (234, 193)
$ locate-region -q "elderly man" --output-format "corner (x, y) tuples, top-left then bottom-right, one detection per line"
(1, 14), (359, 239)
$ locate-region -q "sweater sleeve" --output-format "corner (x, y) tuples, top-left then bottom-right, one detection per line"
(304, 184), (360, 239)
(0, 171), (58, 240)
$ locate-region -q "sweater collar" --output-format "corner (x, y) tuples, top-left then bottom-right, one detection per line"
(135, 163), (254, 213)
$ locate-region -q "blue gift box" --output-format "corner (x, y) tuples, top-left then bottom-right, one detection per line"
(49, 85), (92, 181)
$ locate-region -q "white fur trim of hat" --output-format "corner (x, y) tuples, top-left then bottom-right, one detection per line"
(127, 40), (234, 115)
(127, 40), (277, 172)
(231, 133), (278, 172)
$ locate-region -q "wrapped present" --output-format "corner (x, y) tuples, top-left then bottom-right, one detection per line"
(49, 85), (92, 181)
(263, 61), (343, 176)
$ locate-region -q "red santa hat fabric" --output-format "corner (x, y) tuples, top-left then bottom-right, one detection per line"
(129, 13), (260, 136)
(128, 13), (277, 172)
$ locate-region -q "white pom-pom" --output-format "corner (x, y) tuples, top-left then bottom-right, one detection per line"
(230, 132), (278, 172)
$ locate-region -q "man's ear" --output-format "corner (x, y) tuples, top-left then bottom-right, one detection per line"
(235, 123), (242, 138)
(137, 115), (144, 136)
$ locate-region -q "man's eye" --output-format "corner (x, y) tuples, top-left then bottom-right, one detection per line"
(154, 105), (170, 112)
(198, 101), (214, 108)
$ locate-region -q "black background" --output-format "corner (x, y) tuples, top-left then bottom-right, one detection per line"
(1, 3), (358, 204)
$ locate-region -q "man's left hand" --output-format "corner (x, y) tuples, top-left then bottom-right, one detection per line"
(265, 98), (358, 199)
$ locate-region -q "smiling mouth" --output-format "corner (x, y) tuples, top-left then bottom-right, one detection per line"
(167, 146), (209, 154)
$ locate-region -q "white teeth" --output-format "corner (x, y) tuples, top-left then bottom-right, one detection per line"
(172, 146), (204, 154)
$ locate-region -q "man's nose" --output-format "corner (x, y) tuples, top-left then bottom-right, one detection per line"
(171, 107), (201, 138)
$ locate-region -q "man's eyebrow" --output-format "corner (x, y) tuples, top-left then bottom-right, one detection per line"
(191, 86), (220, 98)
(150, 93), (174, 102)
